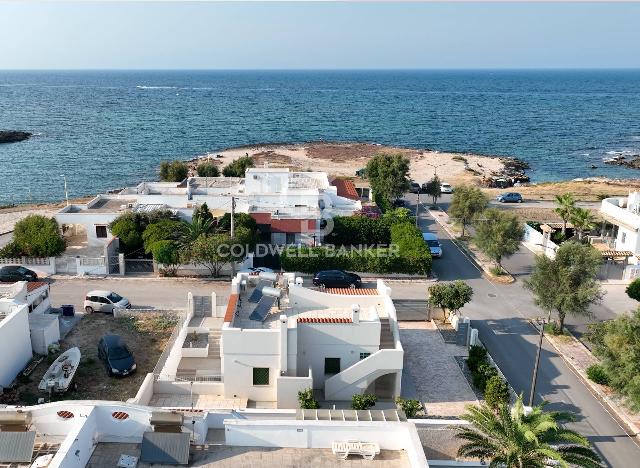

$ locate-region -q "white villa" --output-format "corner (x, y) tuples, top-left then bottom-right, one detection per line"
(55, 168), (362, 248)
(600, 192), (640, 262)
(152, 272), (403, 409)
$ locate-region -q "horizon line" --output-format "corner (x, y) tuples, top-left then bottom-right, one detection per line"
(1, 67), (640, 72)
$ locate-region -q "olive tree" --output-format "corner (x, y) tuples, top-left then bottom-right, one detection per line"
(365, 153), (410, 211)
(524, 241), (603, 333)
(473, 209), (524, 270)
(448, 185), (488, 237)
(424, 175), (442, 206)
(428, 280), (474, 320)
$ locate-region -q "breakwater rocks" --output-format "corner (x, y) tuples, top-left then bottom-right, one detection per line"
(0, 131), (32, 144)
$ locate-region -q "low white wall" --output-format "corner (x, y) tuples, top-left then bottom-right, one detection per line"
(0, 305), (33, 388)
(48, 408), (98, 468)
(276, 368), (313, 409)
(153, 380), (224, 396)
(523, 224), (557, 259)
(224, 419), (427, 468)
(288, 284), (384, 310)
(0, 257), (56, 274)
(127, 372), (155, 406)
(76, 257), (107, 275)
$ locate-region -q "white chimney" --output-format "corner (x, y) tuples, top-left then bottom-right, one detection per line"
(351, 304), (360, 324)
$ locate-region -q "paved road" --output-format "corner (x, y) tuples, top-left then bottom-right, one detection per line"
(48, 277), (230, 312)
(405, 194), (640, 467)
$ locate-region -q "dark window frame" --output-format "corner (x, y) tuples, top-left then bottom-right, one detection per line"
(324, 357), (341, 375)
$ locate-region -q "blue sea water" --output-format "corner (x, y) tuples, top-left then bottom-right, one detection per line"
(1, 69), (640, 205)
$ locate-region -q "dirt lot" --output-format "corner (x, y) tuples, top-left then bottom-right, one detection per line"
(482, 179), (636, 202)
(3, 313), (177, 405)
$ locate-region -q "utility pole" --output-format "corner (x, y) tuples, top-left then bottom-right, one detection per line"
(415, 192), (420, 227)
(230, 196), (235, 237)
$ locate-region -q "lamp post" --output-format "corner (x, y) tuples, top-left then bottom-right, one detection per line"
(529, 313), (550, 407)
(61, 174), (69, 206)
(425, 162), (446, 177)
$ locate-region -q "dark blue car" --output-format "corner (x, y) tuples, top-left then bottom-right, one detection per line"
(98, 335), (137, 377)
(496, 192), (523, 203)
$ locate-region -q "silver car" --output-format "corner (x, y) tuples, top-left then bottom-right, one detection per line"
(84, 290), (130, 314)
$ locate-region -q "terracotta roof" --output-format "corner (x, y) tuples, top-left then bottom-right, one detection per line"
(297, 317), (352, 324)
(224, 294), (239, 323)
(26, 281), (48, 293)
(601, 250), (634, 257)
(323, 288), (379, 295)
(332, 179), (359, 200)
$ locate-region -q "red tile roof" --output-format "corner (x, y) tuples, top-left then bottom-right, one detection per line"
(297, 317), (352, 324)
(322, 288), (379, 296)
(332, 179), (359, 200)
(26, 281), (48, 293)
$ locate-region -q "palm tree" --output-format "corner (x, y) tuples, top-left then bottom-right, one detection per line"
(571, 208), (597, 241)
(456, 396), (602, 468)
(178, 216), (214, 260)
(554, 193), (576, 237)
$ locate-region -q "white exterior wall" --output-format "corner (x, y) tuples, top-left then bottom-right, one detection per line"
(222, 327), (282, 402)
(0, 304), (33, 388)
(601, 196), (640, 258)
(296, 321), (380, 389)
(56, 210), (119, 247)
(615, 225), (640, 256)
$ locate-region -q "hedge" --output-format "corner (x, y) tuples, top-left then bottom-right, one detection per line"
(280, 245), (408, 274)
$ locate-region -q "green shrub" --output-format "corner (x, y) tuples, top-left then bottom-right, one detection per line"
(484, 375), (510, 409)
(196, 161), (220, 177)
(351, 393), (377, 410)
(329, 215), (390, 246)
(0, 240), (23, 258)
(142, 219), (188, 253)
(13, 215), (65, 257)
(395, 397), (424, 418)
(586, 364), (610, 385)
(467, 345), (487, 373)
(223, 156), (254, 177)
(472, 362), (498, 391)
(159, 160), (188, 182)
(390, 222), (432, 275)
(626, 278), (640, 301)
(297, 388), (320, 409)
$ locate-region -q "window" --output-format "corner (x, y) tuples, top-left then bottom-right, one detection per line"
(96, 225), (108, 238)
(286, 232), (297, 245)
(622, 232), (627, 243)
(324, 358), (340, 375)
(253, 367), (269, 386)
(359, 352), (371, 360)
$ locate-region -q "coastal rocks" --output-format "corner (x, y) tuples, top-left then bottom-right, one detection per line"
(0, 130), (32, 144)
(480, 156), (530, 188)
(604, 156), (640, 170)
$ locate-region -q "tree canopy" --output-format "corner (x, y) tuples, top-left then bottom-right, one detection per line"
(151, 240), (182, 276)
(524, 241), (603, 332)
(626, 278), (640, 301)
(457, 396), (602, 467)
(193, 202), (215, 226)
(11, 215), (65, 257)
(196, 161), (220, 177)
(159, 160), (189, 182)
(428, 280), (473, 319)
(141, 219), (188, 254)
(589, 308), (640, 411)
(190, 233), (233, 276)
(448, 185), (488, 237)
(222, 156), (254, 177)
(473, 208), (524, 269)
(570, 207), (597, 241)
(365, 153), (410, 211)
(424, 175), (442, 205)
(554, 193), (576, 236)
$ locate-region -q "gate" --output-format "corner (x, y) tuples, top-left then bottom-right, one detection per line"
(55, 256), (77, 275)
(108, 256), (120, 275)
(252, 252), (281, 270)
(124, 258), (154, 274)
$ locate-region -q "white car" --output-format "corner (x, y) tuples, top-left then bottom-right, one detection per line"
(422, 232), (443, 258)
(440, 182), (453, 194)
(84, 290), (130, 314)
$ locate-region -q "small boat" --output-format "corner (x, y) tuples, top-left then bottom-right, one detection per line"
(38, 347), (81, 393)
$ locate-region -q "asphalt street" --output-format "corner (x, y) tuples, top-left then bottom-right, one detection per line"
(406, 193), (640, 467)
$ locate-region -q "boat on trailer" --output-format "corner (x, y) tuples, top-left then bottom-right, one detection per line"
(38, 347), (81, 393)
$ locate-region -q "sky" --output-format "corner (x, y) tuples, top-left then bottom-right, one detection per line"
(1, 2), (639, 69)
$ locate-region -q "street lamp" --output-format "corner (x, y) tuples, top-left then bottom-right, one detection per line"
(61, 174), (69, 206)
(529, 313), (551, 406)
(425, 162), (446, 177)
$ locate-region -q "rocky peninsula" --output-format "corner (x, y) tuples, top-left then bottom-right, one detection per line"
(0, 130), (32, 144)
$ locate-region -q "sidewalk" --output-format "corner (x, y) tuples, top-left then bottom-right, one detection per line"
(535, 322), (640, 437)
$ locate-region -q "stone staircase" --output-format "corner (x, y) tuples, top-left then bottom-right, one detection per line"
(380, 318), (395, 349)
(208, 331), (221, 358)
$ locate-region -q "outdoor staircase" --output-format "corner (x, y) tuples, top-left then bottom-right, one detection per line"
(379, 318), (395, 349)
(208, 331), (221, 358)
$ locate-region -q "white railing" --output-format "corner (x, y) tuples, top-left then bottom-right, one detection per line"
(0, 256), (52, 265)
(601, 197), (640, 230)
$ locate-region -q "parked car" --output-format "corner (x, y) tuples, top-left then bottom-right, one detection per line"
(97, 335), (136, 377)
(496, 192), (523, 203)
(313, 270), (362, 289)
(440, 182), (453, 194)
(0, 265), (38, 282)
(409, 182), (422, 194)
(84, 290), (130, 314)
(422, 232), (443, 258)
(392, 199), (406, 208)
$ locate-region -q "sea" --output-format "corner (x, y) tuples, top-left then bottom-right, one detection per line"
(1, 69), (640, 205)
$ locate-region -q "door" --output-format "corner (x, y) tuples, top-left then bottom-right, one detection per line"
(98, 296), (111, 313)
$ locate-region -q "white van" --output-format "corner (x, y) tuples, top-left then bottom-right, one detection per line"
(84, 290), (130, 314)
